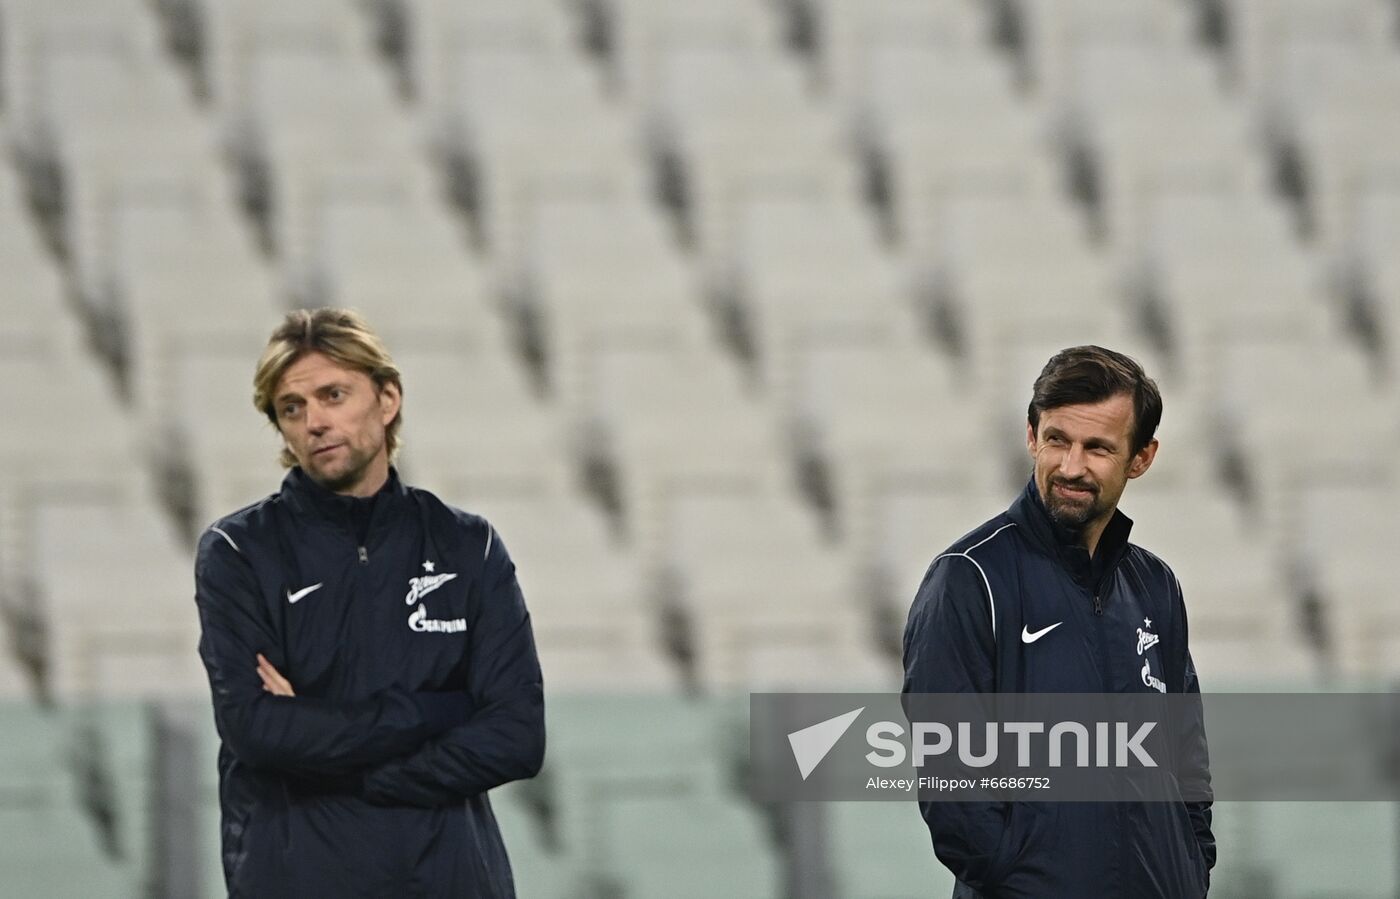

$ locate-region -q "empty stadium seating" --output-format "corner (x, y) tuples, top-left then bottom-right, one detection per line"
(2, 0), (1399, 894)
(827, 800), (956, 898)
(5, 698), (1396, 899)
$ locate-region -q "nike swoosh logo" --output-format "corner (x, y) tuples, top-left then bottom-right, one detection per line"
(287, 583), (324, 604)
(1021, 622), (1063, 644)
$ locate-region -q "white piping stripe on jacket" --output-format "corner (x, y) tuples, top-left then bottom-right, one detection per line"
(931, 522), (1017, 642)
(210, 527), (241, 554)
(483, 525), (493, 561)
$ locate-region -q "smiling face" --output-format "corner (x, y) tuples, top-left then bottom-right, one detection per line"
(272, 351), (401, 496)
(1026, 393), (1157, 552)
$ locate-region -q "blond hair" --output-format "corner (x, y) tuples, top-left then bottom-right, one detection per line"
(253, 308), (404, 468)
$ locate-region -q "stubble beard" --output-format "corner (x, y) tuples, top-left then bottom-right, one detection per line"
(309, 442), (378, 494)
(1043, 479), (1104, 532)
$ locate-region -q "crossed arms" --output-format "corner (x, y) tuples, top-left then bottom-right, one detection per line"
(194, 530), (545, 807)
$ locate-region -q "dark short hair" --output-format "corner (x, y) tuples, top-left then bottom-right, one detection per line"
(1028, 346), (1162, 455)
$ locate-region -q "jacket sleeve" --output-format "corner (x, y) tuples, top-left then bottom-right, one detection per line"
(1174, 577), (1216, 880)
(194, 528), (452, 779)
(360, 527), (546, 807)
(903, 554), (1013, 892)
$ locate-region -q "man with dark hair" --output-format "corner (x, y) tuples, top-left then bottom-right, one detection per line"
(903, 345), (1214, 897)
(194, 308), (545, 898)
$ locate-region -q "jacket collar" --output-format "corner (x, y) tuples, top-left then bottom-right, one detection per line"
(1006, 477), (1133, 590)
(280, 465), (409, 538)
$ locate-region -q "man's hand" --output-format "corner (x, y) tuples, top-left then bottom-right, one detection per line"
(257, 653), (295, 697)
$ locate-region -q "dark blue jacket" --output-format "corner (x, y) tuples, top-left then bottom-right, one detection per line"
(194, 467), (545, 898)
(903, 480), (1214, 898)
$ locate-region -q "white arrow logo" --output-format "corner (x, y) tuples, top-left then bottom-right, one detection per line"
(788, 707), (864, 780)
(287, 583), (323, 605)
(1021, 621), (1063, 644)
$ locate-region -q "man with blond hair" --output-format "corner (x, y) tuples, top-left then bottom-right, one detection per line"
(194, 308), (544, 898)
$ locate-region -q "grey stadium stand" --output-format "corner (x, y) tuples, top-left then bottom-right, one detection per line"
(0, 0), (1398, 896)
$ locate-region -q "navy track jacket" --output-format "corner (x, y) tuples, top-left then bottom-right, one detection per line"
(194, 467), (545, 898)
(903, 480), (1215, 899)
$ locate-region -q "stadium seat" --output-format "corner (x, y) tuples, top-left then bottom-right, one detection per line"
(660, 485), (896, 689)
(0, 795), (134, 897)
(1132, 190), (1326, 371)
(601, 795), (781, 899)
(1294, 482), (1400, 677)
(642, 42), (850, 265)
(0, 702), (142, 895)
(416, 36), (634, 266)
(116, 208), (281, 429)
(862, 482), (1022, 669)
(781, 338), (1001, 542)
(1208, 336), (1394, 533)
(827, 800), (957, 899)
(1016, 0), (1196, 101)
(1138, 188), (1306, 275)
(202, 0), (428, 265)
(1060, 44), (1266, 248)
(82, 702), (158, 885)
(722, 192), (916, 388)
(1289, 103), (1400, 250)
(0, 348), (144, 496)
(427, 471), (682, 694)
(606, 0), (785, 101)
(541, 695), (752, 878)
(203, 0), (376, 116)
(0, 165), (75, 352)
(867, 483), (1022, 602)
(281, 170), (494, 343)
(1224, 0), (1398, 98)
(563, 341), (789, 541)
(392, 342), (568, 491)
(1249, 44), (1400, 244)
(1, 0), (213, 284)
(814, 0), (989, 103)
(403, 0), (578, 116)
(1112, 390), (1220, 499)
(538, 695), (779, 892)
(1380, 275), (1400, 374)
(33, 496), (204, 699)
(1153, 258), (1327, 364)
(491, 783), (589, 899)
(0, 642), (30, 699)
(511, 194), (712, 399)
(162, 334), (286, 528)
(1257, 801), (1400, 898)
(0, 703), (69, 793)
(1354, 184), (1400, 278)
(857, 46), (1055, 251)
(916, 192), (1131, 385)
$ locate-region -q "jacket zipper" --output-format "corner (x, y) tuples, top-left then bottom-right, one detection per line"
(358, 546), (369, 565)
(1089, 580), (1125, 887)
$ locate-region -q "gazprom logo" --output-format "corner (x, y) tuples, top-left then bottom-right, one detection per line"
(787, 707), (864, 780)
